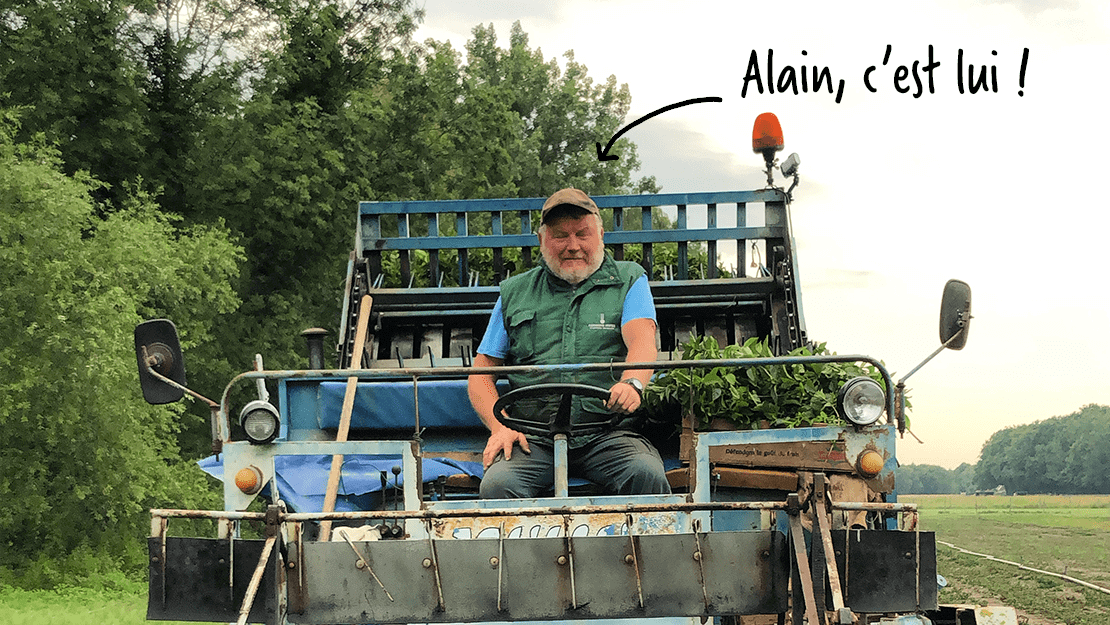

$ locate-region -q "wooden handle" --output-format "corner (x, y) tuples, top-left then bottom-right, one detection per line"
(319, 294), (372, 541)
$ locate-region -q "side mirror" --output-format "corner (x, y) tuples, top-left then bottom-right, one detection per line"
(134, 319), (187, 404)
(939, 279), (972, 351)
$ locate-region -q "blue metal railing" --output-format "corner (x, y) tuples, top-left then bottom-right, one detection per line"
(357, 189), (789, 286)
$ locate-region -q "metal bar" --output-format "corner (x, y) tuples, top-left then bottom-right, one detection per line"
(492, 211), (503, 281)
(677, 205), (688, 279)
(361, 226), (788, 251)
(428, 213), (440, 287)
(235, 534), (276, 625)
(916, 525), (921, 610)
(425, 520), (446, 611)
(428, 191), (777, 214)
(707, 203), (718, 279)
(815, 486), (847, 615)
(412, 374), (421, 440)
(143, 360), (218, 409)
(228, 531), (235, 605)
(898, 330), (966, 385)
(456, 211), (468, 287)
(153, 499), (790, 524)
(497, 522), (505, 612)
(831, 502), (918, 512)
(563, 516), (578, 609)
(520, 210), (533, 269)
(626, 514), (644, 609)
(358, 190), (787, 215)
(692, 520), (710, 613)
(224, 355), (892, 382)
(399, 214), (411, 287)
(159, 517), (167, 610)
(288, 523), (308, 614)
(788, 513), (821, 625)
(736, 202), (747, 277)
(613, 206), (625, 261)
(809, 474), (827, 625)
(219, 354), (897, 437)
(339, 529), (394, 601)
(554, 433), (569, 498)
(641, 206), (653, 276)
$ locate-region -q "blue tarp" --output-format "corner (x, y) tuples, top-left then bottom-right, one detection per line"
(316, 380), (498, 430)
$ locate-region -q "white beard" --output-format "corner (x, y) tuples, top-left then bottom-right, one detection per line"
(541, 245), (604, 285)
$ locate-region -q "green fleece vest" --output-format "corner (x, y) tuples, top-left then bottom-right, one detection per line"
(498, 255), (646, 447)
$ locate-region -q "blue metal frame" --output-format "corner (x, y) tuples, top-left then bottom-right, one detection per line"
(357, 189), (791, 288)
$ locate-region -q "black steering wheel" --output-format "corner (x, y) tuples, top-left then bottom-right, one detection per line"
(492, 383), (612, 437)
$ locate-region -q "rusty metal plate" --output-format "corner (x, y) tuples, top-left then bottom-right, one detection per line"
(295, 531), (788, 623)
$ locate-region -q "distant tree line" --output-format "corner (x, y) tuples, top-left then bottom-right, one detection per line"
(975, 404), (1110, 495)
(898, 404), (1110, 495)
(898, 463), (976, 494)
(1, 0), (656, 586)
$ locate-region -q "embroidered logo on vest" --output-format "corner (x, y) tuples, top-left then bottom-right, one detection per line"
(588, 313), (618, 331)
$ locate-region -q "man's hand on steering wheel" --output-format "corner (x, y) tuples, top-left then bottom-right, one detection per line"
(606, 380), (642, 415)
(482, 421), (530, 469)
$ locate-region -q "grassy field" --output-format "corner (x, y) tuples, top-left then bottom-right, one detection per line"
(4, 495), (1108, 624)
(0, 582), (152, 625)
(903, 494), (1110, 625)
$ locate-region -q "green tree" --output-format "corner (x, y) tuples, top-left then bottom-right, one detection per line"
(0, 114), (242, 584)
(463, 22), (657, 197)
(178, 16), (659, 374)
(897, 464), (960, 494)
(976, 404), (1110, 494)
(951, 462), (976, 494)
(0, 0), (148, 208)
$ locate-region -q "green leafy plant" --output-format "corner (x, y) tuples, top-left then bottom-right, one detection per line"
(643, 335), (894, 429)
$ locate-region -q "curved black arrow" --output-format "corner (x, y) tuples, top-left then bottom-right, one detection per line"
(595, 96), (723, 162)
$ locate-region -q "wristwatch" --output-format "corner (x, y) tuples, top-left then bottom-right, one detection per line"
(620, 377), (644, 399)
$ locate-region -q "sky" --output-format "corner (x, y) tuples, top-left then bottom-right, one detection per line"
(414, 0), (1110, 469)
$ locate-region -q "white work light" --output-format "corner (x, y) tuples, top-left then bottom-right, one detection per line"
(836, 377), (886, 427)
(240, 400), (280, 444)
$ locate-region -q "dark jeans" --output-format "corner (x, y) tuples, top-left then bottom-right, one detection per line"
(479, 430), (672, 499)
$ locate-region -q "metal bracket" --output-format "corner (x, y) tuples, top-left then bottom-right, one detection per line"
(562, 516), (579, 609)
(338, 529), (394, 602)
(626, 514), (644, 609)
(424, 520), (446, 612)
(691, 519), (711, 614)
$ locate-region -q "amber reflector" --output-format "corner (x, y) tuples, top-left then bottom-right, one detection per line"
(857, 451), (885, 478)
(235, 466), (263, 495)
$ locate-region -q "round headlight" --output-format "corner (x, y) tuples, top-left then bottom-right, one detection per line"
(836, 377), (886, 426)
(240, 400), (280, 444)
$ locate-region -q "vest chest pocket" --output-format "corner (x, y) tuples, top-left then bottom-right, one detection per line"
(506, 309), (537, 359)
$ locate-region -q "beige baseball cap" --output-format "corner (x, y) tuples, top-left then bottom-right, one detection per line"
(541, 188), (599, 223)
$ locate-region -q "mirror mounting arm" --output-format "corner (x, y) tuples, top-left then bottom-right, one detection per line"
(893, 328), (967, 434)
(142, 347), (224, 454)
